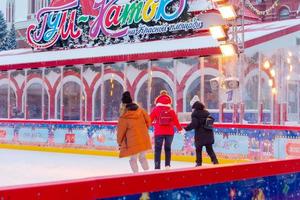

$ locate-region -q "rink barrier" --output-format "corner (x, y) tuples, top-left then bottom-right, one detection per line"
(1, 158), (300, 199)
(1, 119), (300, 162)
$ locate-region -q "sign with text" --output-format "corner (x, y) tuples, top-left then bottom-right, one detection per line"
(27, 0), (203, 49)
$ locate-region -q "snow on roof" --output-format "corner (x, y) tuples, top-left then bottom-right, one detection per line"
(243, 18), (300, 41)
(0, 35), (219, 66)
(188, 0), (214, 12)
(1, 18), (300, 67)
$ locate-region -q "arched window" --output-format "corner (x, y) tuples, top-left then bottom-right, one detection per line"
(27, 83), (48, 119)
(185, 77), (201, 112)
(150, 77), (174, 109)
(94, 86), (102, 121)
(6, 0), (15, 23)
(279, 7), (290, 20)
(204, 75), (219, 109)
(0, 85), (9, 118)
(57, 82), (82, 120)
(103, 79), (123, 121)
(150, 60), (175, 110)
(0, 84), (16, 118)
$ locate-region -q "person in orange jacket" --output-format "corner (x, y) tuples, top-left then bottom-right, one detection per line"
(150, 90), (183, 170)
(117, 91), (152, 173)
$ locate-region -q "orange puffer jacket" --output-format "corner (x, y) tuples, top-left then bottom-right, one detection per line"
(117, 103), (152, 158)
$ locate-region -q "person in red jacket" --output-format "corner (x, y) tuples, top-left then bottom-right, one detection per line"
(150, 90), (183, 170)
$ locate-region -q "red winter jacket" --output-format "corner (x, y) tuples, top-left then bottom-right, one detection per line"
(150, 106), (182, 136)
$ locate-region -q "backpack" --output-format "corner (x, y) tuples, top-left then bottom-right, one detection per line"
(203, 115), (215, 130)
(158, 109), (173, 125)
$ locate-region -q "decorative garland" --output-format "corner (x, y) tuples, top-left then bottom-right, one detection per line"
(244, 0), (280, 16)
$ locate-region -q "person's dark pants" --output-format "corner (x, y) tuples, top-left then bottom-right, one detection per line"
(195, 144), (219, 166)
(154, 135), (174, 169)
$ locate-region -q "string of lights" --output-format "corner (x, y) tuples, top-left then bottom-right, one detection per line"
(243, 0), (280, 16)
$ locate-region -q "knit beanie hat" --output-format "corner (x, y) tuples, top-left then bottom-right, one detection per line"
(121, 91), (132, 104)
(190, 95), (200, 107)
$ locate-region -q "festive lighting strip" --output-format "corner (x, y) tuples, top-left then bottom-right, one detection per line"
(243, 0), (280, 16)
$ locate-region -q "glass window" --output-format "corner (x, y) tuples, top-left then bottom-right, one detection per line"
(204, 75), (219, 109)
(103, 63), (125, 121)
(11, 70), (25, 118)
(89, 65), (102, 121)
(244, 74), (259, 123)
(62, 81), (81, 120)
(279, 8), (290, 20)
(176, 58), (200, 112)
(94, 85), (102, 120)
(150, 59), (174, 110)
(0, 84), (8, 118)
(288, 83), (298, 114)
(58, 66), (83, 120)
(27, 83), (43, 119)
(186, 77), (200, 112)
(27, 68), (49, 119)
(129, 61), (149, 111)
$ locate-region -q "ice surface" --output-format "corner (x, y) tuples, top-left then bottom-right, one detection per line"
(0, 149), (198, 187)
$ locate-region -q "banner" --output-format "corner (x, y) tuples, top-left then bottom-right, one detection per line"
(27, 0), (204, 49)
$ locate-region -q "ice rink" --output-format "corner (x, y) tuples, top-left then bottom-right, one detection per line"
(0, 149), (197, 187)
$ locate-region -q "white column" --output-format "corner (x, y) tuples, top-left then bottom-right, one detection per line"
(60, 66), (63, 120)
(200, 57), (205, 103)
(147, 61), (152, 113)
(42, 68), (45, 119)
(218, 56), (223, 122)
(24, 69), (28, 119)
(173, 59), (177, 112)
(8, 71), (11, 119)
(100, 64), (104, 121)
(124, 62), (128, 91)
(258, 52), (262, 124)
(79, 65), (83, 121)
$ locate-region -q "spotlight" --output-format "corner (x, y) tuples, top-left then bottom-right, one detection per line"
(268, 79), (273, 87)
(210, 77), (221, 90)
(270, 69), (275, 77)
(220, 43), (237, 57)
(218, 4), (237, 20)
(263, 60), (270, 70)
(211, 0), (228, 4)
(209, 25), (228, 41)
(224, 77), (239, 89)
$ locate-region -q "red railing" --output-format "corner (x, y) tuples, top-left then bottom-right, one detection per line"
(0, 159), (300, 200)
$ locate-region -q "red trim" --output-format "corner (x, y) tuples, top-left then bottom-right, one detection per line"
(0, 48), (221, 71)
(1, 119), (300, 131)
(1, 159), (300, 200)
(245, 23), (300, 48)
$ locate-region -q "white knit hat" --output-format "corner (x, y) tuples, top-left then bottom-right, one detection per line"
(190, 95), (200, 107)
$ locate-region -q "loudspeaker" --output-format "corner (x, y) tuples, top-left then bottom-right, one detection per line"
(210, 77), (220, 90)
(224, 77), (239, 89)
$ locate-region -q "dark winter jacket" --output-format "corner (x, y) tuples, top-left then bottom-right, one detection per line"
(184, 102), (214, 146)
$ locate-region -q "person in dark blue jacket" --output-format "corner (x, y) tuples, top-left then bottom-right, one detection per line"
(184, 95), (219, 167)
